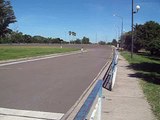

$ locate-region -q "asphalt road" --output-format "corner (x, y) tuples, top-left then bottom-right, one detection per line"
(0, 45), (112, 114)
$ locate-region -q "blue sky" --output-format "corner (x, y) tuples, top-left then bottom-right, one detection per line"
(10, 0), (160, 42)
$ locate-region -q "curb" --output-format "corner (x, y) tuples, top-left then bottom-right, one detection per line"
(0, 50), (87, 67)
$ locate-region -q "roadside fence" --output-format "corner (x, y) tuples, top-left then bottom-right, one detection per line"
(103, 48), (119, 91)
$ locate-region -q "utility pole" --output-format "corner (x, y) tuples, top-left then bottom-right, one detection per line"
(131, 0), (140, 58)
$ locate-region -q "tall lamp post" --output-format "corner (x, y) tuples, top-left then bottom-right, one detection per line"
(113, 14), (123, 49)
(131, 0), (140, 58)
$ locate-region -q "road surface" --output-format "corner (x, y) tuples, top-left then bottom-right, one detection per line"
(0, 45), (112, 115)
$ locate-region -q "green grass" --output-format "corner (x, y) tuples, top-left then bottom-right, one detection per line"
(0, 45), (78, 61)
(121, 51), (160, 120)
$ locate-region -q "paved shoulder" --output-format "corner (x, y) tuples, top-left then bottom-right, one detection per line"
(102, 55), (156, 120)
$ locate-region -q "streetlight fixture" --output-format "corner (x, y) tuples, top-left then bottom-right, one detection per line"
(113, 14), (123, 49)
(131, 0), (140, 58)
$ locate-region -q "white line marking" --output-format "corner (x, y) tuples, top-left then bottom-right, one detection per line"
(0, 115), (43, 120)
(0, 51), (87, 67)
(0, 107), (64, 120)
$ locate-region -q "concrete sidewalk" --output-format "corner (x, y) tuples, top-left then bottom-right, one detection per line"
(102, 55), (156, 120)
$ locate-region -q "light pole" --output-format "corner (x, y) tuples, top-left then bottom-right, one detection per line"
(113, 14), (123, 48)
(131, 0), (140, 58)
(114, 25), (120, 42)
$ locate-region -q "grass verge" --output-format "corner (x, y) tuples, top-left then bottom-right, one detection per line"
(121, 51), (160, 120)
(0, 45), (78, 61)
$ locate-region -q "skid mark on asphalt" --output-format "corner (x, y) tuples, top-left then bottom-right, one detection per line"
(0, 108), (64, 120)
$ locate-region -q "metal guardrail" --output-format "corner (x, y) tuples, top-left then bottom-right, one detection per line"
(73, 80), (103, 120)
(61, 49), (118, 120)
(103, 49), (118, 91)
(72, 48), (119, 120)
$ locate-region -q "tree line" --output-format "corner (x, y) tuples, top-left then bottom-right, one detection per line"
(70, 37), (90, 44)
(0, 0), (91, 44)
(0, 30), (91, 44)
(122, 21), (160, 56)
(0, 31), (66, 44)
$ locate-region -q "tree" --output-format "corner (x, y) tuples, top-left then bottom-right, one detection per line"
(0, 0), (16, 37)
(82, 36), (90, 44)
(71, 32), (76, 36)
(122, 32), (132, 51)
(141, 21), (160, 55)
(23, 34), (32, 43)
(32, 36), (48, 43)
(147, 38), (160, 55)
(122, 31), (142, 52)
(111, 39), (117, 47)
(9, 31), (23, 43)
(106, 42), (112, 45)
(74, 39), (81, 44)
(69, 31), (72, 36)
(133, 24), (144, 52)
(122, 21), (160, 54)
(98, 41), (106, 45)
